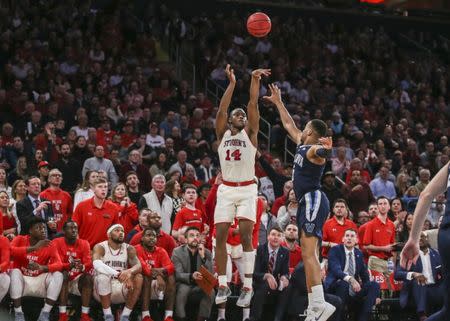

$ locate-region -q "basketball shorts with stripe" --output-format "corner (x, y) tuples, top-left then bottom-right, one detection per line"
(297, 190), (330, 240)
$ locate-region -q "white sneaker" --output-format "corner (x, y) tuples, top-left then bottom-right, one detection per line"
(236, 288), (253, 307)
(305, 302), (336, 321)
(215, 286), (232, 305)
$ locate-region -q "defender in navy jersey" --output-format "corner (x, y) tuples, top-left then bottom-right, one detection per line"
(401, 161), (450, 321)
(264, 84), (335, 321)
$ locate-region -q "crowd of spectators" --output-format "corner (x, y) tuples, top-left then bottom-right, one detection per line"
(0, 0), (449, 321)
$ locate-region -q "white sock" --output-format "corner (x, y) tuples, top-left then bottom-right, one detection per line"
(81, 306), (90, 314)
(218, 275), (228, 287)
(242, 251), (256, 275)
(243, 277), (253, 290)
(103, 308), (112, 316)
(122, 307), (132, 317)
(243, 308), (250, 320)
(42, 303), (53, 313)
(142, 311), (150, 318)
(14, 307), (23, 314)
(165, 310), (173, 318)
(59, 306), (67, 313)
(311, 285), (325, 307)
(218, 308), (226, 320)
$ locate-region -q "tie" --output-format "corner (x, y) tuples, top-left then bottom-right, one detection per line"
(348, 252), (355, 296)
(34, 199), (40, 209)
(268, 251), (275, 274)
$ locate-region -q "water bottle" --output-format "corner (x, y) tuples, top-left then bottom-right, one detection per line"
(387, 258), (395, 274)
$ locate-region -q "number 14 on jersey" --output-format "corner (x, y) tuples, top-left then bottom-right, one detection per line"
(225, 149), (241, 161)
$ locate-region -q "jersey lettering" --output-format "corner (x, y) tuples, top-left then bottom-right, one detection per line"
(225, 149), (242, 161)
(294, 153), (304, 168)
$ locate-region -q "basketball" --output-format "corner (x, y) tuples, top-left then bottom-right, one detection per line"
(246, 12), (271, 38)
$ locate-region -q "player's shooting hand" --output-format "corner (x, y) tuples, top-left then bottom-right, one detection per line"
(318, 137), (333, 149)
(263, 84), (282, 105)
(225, 64), (236, 84)
(252, 69), (271, 80)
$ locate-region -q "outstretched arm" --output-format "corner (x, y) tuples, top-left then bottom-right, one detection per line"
(216, 64), (236, 141)
(263, 84), (302, 144)
(247, 68), (271, 142)
(400, 161), (449, 269)
(307, 137), (333, 164)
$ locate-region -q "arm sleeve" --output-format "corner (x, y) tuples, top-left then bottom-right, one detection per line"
(172, 210), (183, 231)
(138, 256), (152, 277)
(363, 224), (373, 246)
(47, 244), (63, 272)
(82, 241), (93, 272)
(93, 260), (120, 277)
(166, 236), (176, 258)
(72, 204), (82, 226)
(160, 248), (175, 276)
(10, 236), (27, 258)
(327, 248), (347, 280)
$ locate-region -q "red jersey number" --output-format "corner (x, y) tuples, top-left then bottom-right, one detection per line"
(225, 149), (241, 161)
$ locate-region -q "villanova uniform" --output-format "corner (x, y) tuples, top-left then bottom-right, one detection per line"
(293, 145), (329, 239)
(430, 168), (450, 320)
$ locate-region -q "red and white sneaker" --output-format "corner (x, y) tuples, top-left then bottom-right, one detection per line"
(142, 316), (154, 321)
(164, 317), (175, 321)
(80, 313), (92, 321)
(58, 313), (68, 321)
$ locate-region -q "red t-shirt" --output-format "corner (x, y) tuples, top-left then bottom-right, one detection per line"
(40, 188), (73, 232)
(52, 237), (92, 280)
(363, 216), (395, 260)
(130, 230), (176, 257)
(271, 195), (286, 216)
(120, 133), (137, 148)
(172, 207), (204, 232)
(358, 222), (369, 262)
(135, 244), (175, 276)
(0, 236), (10, 272)
(72, 197), (119, 248)
(97, 129), (116, 148)
(115, 202), (139, 236)
(2, 213), (16, 231)
(322, 217), (358, 258)
(281, 241), (302, 273)
(11, 235), (62, 276)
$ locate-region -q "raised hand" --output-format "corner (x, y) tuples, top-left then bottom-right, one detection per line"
(252, 68), (271, 80)
(263, 83), (282, 105)
(318, 136), (333, 150)
(225, 64), (236, 84)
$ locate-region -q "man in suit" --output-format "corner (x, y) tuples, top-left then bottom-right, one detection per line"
(171, 227), (214, 321)
(395, 232), (444, 320)
(325, 229), (380, 321)
(16, 176), (56, 238)
(250, 226), (290, 321)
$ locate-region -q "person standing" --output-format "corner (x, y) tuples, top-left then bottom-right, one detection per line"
(214, 64), (270, 307)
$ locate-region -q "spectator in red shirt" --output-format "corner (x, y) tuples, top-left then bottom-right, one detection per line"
(40, 169), (73, 232)
(10, 216), (63, 321)
(0, 191), (17, 240)
(121, 120), (137, 148)
(271, 180), (293, 216)
(0, 235), (10, 302)
(136, 227), (176, 321)
(96, 119), (116, 150)
(130, 211), (177, 257)
(363, 196), (396, 270)
(109, 182), (139, 236)
(172, 184), (205, 241)
(72, 178), (120, 248)
(322, 199), (358, 259)
(53, 221), (93, 321)
(34, 122), (63, 164)
(281, 223), (302, 274)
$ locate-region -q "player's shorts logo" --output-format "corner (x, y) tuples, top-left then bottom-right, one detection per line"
(305, 223), (315, 234)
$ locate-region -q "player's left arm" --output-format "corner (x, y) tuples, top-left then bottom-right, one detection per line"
(307, 137), (333, 164)
(246, 68), (271, 145)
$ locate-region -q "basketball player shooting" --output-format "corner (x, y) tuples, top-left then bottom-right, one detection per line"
(214, 64), (270, 307)
(264, 84), (336, 321)
(401, 161), (450, 321)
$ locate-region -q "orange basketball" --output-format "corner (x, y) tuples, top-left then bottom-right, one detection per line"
(246, 12), (271, 38)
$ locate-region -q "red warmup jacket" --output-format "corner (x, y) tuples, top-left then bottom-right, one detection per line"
(53, 237), (92, 280)
(0, 236), (10, 272)
(11, 235), (62, 276)
(40, 188), (73, 232)
(130, 230), (177, 257)
(114, 201), (139, 236)
(135, 244), (175, 277)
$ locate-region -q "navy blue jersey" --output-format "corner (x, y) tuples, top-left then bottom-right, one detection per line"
(292, 144), (325, 200)
(443, 164), (450, 227)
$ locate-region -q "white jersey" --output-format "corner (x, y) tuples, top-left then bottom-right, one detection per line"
(218, 129), (256, 182)
(98, 241), (129, 272)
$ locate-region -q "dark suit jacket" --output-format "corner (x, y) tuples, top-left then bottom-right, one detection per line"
(120, 162), (151, 192)
(171, 244), (213, 285)
(325, 244), (370, 291)
(16, 196), (54, 236)
(254, 243), (290, 283)
(394, 248), (442, 308)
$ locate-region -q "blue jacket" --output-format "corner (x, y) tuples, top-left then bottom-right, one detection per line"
(394, 248), (442, 308)
(253, 243), (290, 283)
(325, 244), (370, 291)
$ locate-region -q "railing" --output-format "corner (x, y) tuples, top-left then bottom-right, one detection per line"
(284, 135), (296, 164)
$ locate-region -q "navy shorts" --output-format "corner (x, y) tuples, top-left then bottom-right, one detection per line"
(296, 190), (330, 240)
